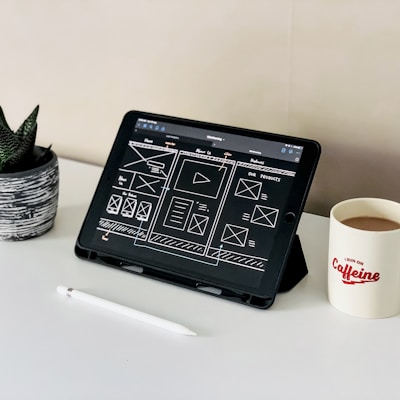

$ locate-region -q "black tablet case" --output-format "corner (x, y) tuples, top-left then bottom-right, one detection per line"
(75, 111), (320, 308)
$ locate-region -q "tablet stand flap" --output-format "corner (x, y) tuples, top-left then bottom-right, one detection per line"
(278, 234), (308, 292)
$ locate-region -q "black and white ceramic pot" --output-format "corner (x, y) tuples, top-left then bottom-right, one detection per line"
(0, 146), (59, 241)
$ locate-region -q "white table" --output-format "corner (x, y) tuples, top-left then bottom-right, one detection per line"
(1, 158), (399, 400)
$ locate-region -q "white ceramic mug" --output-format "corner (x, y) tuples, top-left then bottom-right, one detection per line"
(328, 198), (400, 318)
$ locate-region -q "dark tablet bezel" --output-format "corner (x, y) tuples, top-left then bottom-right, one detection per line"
(75, 111), (320, 308)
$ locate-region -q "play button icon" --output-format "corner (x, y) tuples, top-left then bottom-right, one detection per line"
(193, 172), (211, 184)
(175, 159), (227, 198)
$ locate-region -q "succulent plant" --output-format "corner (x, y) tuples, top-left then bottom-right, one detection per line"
(0, 105), (40, 173)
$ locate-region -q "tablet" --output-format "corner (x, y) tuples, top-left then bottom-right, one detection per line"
(75, 111), (320, 308)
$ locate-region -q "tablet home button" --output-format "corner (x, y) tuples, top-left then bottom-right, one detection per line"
(285, 212), (296, 223)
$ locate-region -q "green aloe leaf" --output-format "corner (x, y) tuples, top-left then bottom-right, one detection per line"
(0, 106), (12, 133)
(0, 105), (39, 173)
(3, 125), (37, 171)
(16, 105), (39, 139)
(0, 124), (19, 172)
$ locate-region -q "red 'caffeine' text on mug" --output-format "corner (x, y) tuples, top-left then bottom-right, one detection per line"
(332, 257), (380, 285)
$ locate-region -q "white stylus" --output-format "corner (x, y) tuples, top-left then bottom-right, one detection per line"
(56, 286), (196, 336)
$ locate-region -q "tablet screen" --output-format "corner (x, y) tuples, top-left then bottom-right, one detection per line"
(76, 111), (320, 304)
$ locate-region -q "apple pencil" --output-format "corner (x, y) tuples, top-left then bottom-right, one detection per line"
(56, 285), (196, 336)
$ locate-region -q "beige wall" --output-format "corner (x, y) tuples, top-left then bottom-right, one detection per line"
(2, 1), (400, 215)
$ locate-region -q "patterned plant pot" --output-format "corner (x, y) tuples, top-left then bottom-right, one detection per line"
(0, 147), (59, 241)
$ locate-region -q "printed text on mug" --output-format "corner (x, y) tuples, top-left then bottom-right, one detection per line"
(332, 257), (380, 285)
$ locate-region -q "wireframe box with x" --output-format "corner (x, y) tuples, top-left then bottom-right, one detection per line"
(234, 178), (262, 200)
(251, 205), (279, 228)
(221, 224), (249, 247)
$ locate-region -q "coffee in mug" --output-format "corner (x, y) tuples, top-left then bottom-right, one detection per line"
(341, 216), (400, 231)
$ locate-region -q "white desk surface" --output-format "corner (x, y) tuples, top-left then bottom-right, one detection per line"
(1, 158), (399, 400)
